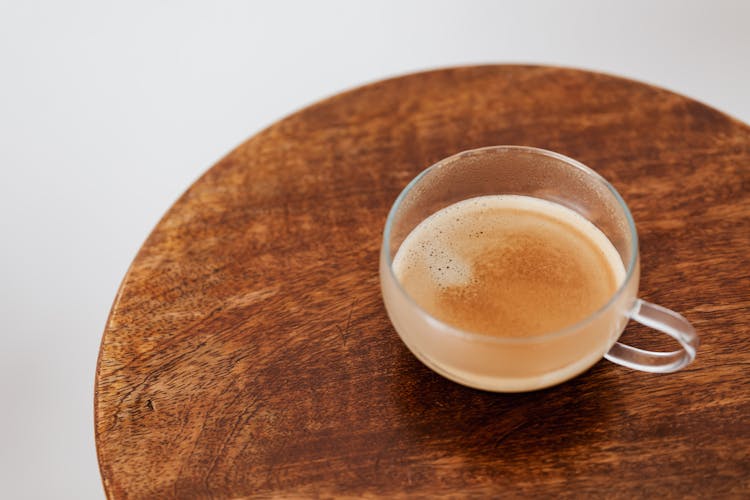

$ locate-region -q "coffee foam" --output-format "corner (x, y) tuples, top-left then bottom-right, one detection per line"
(392, 195), (626, 337)
(399, 237), (473, 289)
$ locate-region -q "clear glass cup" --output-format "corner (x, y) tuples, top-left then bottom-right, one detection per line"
(380, 146), (698, 392)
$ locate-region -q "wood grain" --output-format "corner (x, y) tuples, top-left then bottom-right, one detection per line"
(95, 65), (750, 498)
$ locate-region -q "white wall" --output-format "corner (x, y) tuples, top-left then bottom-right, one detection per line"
(1, 1), (747, 497)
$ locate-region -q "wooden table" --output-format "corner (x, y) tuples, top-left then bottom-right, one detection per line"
(95, 65), (750, 498)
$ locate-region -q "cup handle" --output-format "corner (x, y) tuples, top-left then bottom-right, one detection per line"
(604, 299), (699, 373)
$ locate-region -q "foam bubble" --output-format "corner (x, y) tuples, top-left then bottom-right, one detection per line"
(426, 246), (472, 288)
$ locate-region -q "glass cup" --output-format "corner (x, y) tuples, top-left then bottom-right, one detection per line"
(380, 146), (698, 392)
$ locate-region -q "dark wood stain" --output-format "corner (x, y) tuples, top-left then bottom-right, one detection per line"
(95, 65), (750, 498)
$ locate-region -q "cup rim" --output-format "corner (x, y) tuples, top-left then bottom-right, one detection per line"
(381, 145), (639, 344)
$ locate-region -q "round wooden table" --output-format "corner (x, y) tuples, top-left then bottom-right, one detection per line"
(95, 65), (750, 498)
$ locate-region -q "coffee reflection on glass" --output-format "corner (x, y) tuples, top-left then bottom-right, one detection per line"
(380, 146), (698, 392)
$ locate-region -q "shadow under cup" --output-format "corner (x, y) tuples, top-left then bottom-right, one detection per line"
(380, 146), (696, 392)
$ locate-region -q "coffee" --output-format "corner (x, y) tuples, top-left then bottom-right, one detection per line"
(393, 195), (625, 338)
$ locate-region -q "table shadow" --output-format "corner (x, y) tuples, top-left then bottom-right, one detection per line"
(388, 344), (626, 469)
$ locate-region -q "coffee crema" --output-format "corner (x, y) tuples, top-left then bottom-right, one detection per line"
(392, 195), (626, 338)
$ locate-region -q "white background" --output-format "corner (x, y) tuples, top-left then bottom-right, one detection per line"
(1, 1), (748, 498)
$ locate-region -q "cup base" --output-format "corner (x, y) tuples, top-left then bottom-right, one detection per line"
(401, 337), (606, 392)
